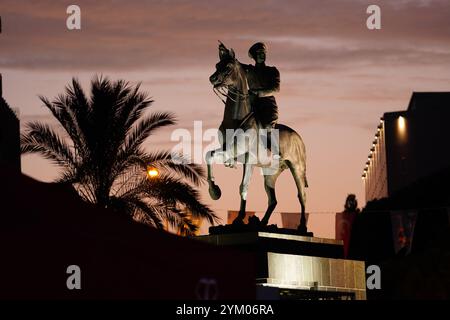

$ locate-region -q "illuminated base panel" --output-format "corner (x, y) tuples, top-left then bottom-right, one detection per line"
(198, 231), (366, 300)
(257, 252), (366, 300)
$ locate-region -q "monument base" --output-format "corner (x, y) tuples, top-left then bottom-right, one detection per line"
(209, 223), (314, 237)
(197, 229), (366, 300)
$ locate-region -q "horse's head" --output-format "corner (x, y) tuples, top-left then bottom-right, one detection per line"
(209, 42), (239, 89)
(210, 41), (250, 122)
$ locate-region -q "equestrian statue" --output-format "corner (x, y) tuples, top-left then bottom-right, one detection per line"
(206, 41), (309, 234)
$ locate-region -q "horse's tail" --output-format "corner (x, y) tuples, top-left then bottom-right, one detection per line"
(277, 123), (308, 188)
(301, 145), (308, 188)
(295, 129), (308, 188)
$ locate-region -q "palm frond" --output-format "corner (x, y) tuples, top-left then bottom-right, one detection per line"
(112, 194), (165, 229)
(117, 83), (154, 133)
(146, 201), (199, 236)
(39, 95), (89, 160)
(143, 175), (219, 225)
(121, 112), (176, 155)
(21, 122), (77, 168)
(116, 151), (205, 186)
(173, 210), (200, 236)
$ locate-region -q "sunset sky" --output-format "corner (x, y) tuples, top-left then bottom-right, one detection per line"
(1, 0), (450, 238)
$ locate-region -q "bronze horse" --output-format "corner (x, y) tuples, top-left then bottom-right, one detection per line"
(206, 43), (309, 234)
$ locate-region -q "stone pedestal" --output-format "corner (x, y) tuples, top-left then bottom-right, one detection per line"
(197, 230), (366, 300)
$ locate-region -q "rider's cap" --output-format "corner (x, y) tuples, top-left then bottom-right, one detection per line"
(248, 42), (267, 59)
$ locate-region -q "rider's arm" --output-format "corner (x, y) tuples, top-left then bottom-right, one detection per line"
(257, 67), (280, 97)
(239, 62), (251, 72)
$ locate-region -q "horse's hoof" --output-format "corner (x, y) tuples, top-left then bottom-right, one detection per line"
(297, 224), (308, 235)
(208, 183), (222, 200)
(248, 216), (261, 227)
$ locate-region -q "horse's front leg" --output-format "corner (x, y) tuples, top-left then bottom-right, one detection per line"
(206, 148), (223, 200)
(232, 161), (254, 225)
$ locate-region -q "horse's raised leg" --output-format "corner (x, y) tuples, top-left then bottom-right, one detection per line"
(232, 162), (254, 225)
(288, 162), (308, 234)
(206, 148), (223, 200)
(261, 168), (282, 226)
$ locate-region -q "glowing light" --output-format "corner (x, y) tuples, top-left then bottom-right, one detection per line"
(147, 167), (159, 178)
(398, 116), (406, 132)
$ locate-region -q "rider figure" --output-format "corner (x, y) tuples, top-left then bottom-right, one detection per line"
(218, 41), (280, 132)
(243, 42), (280, 132)
(242, 43), (280, 156)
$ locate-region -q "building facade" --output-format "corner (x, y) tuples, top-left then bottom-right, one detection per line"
(0, 74), (21, 173)
(362, 92), (450, 203)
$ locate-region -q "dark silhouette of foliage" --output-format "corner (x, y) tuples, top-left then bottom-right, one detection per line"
(21, 76), (218, 234)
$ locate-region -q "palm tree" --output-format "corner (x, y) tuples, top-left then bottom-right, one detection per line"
(21, 76), (218, 235)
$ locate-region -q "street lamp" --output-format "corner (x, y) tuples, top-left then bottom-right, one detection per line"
(397, 116), (406, 132)
(147, 166), (159, 178)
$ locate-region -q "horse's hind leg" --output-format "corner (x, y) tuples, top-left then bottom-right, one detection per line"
(261, 168), (282, 226)
(287, 162), (308, 234)
(233, 162), (254, 225)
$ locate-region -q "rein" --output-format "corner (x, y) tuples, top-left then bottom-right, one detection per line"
(213, 85), (249, 104)
(213, 86), (228, 104)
